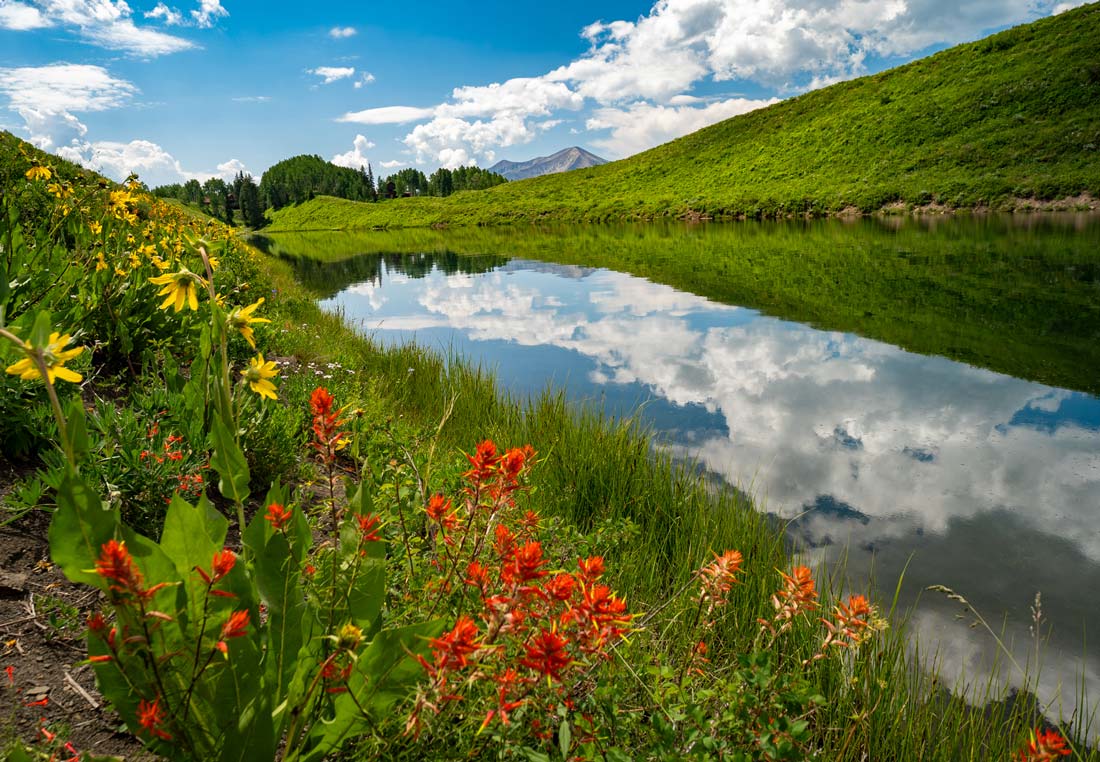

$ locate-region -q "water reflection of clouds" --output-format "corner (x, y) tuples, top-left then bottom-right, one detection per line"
(332, 260), (1100, 725)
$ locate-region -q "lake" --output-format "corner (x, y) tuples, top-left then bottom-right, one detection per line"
(254, 214), (1100, 726)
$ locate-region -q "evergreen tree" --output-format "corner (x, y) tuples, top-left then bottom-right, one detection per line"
(238, 174), (264, 229)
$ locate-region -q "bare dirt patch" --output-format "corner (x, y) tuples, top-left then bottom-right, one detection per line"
(0, 509), (152, 760)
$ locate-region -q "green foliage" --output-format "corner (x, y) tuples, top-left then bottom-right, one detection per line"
(268, 5), (1100, 229)
(258, 155), (377, 210)
(38, 399), (208, 535)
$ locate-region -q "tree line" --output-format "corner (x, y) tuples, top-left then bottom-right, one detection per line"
(151, 155), (507, 229)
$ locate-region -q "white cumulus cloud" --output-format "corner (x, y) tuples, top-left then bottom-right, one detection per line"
(144, 2), (183, 25)
(0, 63), (137, 149)
(310, 66), (356, 84)
(190, 0), (226, 28)
(329, 25), (356, 38)
(353, 72), (376, 89)
(59, 137), (248, 185)
(5, 0), (198, 56)
(0, 1), (49, 29)
(338, 105), (436, 124)
(331, 134), (375, 169)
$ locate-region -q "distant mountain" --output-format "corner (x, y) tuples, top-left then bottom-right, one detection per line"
(488, 147), (607, 181)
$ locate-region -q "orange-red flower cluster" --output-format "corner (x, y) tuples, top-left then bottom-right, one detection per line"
(821, 594), (874, 650)
(760, 565), (818, 637)
(265, 502), (293, 531)
(137, 696), (171, 740)
(462, 440), (536, 502)
(412, 487), (632, 737)
(195, 549), (236, 589)
(214, 610), (250, 655)
(310, 386), (347, 467)
(95, 540), (169, 602)
(698, 549), (743, 614)
(1017, 727), (1072, 761)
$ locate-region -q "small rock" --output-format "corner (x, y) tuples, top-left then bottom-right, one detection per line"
(0, 572), (28, 595)
(25, 685), (50, 697)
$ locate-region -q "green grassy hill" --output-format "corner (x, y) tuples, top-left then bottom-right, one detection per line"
(269, 4), (1100, 230)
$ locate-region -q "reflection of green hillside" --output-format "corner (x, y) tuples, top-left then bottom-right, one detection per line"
(259, 216), (1100, 395)
(250, 233), (509, 298)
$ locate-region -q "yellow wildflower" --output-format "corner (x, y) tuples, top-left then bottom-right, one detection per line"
(149, 267), (206, 312)
(128, 253), (142, 269)
(150, 255), (170, 271)
(5, 332), (83, 385)
(46, 182), (71, 198)
(25, 165), (51, 182)
(207, 256), (219, 271)
(227, 298), (271, 348)
(107, 190), (135, 221)
(95, 252), (108, 272)
(89, 221), (103, 235)
(138, 243), (156, 257)
(240, 354), (278, 400)
(114, 267), (129, 278)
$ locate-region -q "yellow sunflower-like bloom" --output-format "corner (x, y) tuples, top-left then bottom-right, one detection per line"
(227, 298), (271, 348)
(89, 221), (103, 235)
(25, 165), (51, 182)
(241, 354), (278, 400)
(149, 267), (206, 312)
(5, 332), (83, 385)
(95, 252), (108, 272)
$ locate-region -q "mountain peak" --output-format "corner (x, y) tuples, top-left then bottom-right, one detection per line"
(488, 147), (607, 181)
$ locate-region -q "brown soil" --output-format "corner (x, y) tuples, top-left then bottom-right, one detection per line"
(0, 505), (153, 760)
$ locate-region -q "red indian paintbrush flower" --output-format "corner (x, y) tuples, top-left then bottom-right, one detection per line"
(521, 628), (572, 682)
(357, 513), (383, 543)
(265, 502), (293, 530)
(425, 494), (457, 531)
(215, 610), (249, 655)
(545, 573), (576, 602)
(463, 439), (500, 485)
(698, 549), (743, 613)
(502, 540), (548, 586)
(427, 616), (482, 673)
(95, 540), (169, 601)
(137, 697), (171, 740)
(195, 549), (236, 585)
(1017, 727), (1072, 761)
(577, 556), (605, 583)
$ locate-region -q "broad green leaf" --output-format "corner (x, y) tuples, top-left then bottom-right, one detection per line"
(297, 621), (442, 762)
(65, 397), (89, 461)
(559, 718), (573, 759)
(29, 309), (51, 351)
(209, 416), (250, 504)
(48, 468), (119, 587)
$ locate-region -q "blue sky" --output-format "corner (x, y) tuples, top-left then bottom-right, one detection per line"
(0, 0), (1086, 186)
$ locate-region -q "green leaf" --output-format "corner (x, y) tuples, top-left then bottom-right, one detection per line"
(520, 749), (552, 762)
(65, 397), (89, 461)
(209, 416), (250, 504)
(48, 468), (119, 587)
(29, 309), (51, 350)
(297, 621), (443, 762)
(161, 494), (227, 567)
(558, 718), (573, 759)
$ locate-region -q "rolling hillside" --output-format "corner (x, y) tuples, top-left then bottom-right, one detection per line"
(268, 4), (1100, 230)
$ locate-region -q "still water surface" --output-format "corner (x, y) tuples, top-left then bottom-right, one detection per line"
(257, 216), (1100, 725)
